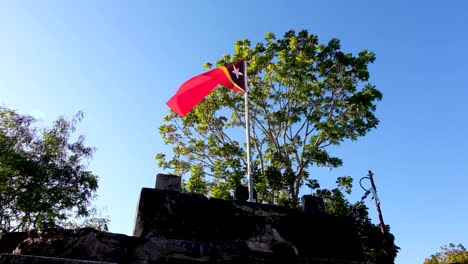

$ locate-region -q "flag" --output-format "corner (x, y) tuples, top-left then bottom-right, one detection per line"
(167, 59), (247, 117)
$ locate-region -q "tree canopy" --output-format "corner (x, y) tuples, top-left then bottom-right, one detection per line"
(0, 106), (99, 232)
(424, 244), (468, 264)
(157, 29), (382, 206)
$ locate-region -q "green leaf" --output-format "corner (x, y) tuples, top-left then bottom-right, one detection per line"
(157, 29), (382, 208)
(0, 106), (102, 232)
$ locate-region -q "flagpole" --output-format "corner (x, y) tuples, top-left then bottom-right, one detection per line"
(244, 60), (255, 203)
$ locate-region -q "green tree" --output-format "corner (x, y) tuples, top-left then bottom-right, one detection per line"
(157, 29), (382, 205)
(61, 206), (110, 231)
(0, 106), (99, 232)
(424, 244), (468, 264)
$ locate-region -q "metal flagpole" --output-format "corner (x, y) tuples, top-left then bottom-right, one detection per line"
(243, 59), (255, 203)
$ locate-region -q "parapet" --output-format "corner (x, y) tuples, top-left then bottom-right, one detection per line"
(0, 173), (371, 264)
(131, 174), (362, 262)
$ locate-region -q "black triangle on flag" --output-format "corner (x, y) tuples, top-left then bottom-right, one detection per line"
(223, 59), (246, 92)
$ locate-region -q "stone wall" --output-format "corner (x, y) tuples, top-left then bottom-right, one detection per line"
(0, 174), (371, 264)
(0, 227), (367, 264)
(133, 188), (361, 261)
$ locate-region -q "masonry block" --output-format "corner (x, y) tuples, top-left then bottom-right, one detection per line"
(155, 174), (181, 191)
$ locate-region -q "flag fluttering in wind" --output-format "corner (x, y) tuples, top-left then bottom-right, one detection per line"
(166, 59), (255, 203)
(166, 59), (247, 117)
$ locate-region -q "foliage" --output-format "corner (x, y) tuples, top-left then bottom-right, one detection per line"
(312, 177), (399, 263)
(60, 206), (110, 231)
(0, 106), (99, 232)
(157, 29), (382, 206)
(424, 243), (468, 264)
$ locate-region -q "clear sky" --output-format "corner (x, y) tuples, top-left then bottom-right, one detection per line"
(1, 1), (467, 263)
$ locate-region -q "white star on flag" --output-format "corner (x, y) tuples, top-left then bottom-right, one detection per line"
(231, 65), (243, 79)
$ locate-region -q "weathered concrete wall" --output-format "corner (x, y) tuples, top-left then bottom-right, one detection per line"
(133, 188), (361, 261)
(0, 175), (372, 263)
(0, 227), (368, 263)
(0, 254), (115, 264)
(0, 228), (138, 263)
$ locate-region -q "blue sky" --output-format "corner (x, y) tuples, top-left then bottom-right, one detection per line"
(1, 1), (467, 263)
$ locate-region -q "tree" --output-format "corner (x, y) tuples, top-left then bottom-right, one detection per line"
(60, 206), (110, 231)
(424, 244), (468, 264)
(157, 29), (382, 205)
(0, 106), (99, 232)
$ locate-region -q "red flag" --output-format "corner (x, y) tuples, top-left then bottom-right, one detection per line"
(167, 59), (246, 117)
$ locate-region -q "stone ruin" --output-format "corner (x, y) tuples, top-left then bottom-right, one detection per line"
(0, 174), (370, 264)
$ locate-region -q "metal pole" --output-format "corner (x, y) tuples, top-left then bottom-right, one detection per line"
(244, 60), (255, 203)
(368, 170), (386, 235)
